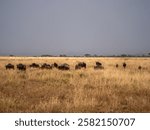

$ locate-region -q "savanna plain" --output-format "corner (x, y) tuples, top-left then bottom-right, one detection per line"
(0, 57), (150, 112)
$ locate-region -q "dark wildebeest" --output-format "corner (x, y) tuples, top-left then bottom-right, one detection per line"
(96, 62), (102, 66)
(94, 65), (104, 70)
(41, 63), (52, 69)
(116, 64), (119, 68)
(138, 66), (142, 70)
(58, 63), (70, 70)
(52, 62), (58, 68)
(5, 63), (14, 70)
(17, 63), (26, 71)
(94, 61), (104, 70)
(29, 63), (39, 68)
(75, 62), (86, 70)
(123, 62), (127, 69)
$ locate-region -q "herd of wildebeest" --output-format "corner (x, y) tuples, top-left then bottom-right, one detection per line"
(5, 61), (142, 71)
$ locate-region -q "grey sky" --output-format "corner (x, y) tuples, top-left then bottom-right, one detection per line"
(0, 0), (150, 56)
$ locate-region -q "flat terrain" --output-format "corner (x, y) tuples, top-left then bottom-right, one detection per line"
(0, 57), (150, 112)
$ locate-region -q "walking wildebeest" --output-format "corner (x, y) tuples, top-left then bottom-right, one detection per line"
(123, 62), (127, 69)
(58, 63), (70, 70)
(5, 63), (14, 70)
(75, 62), (86, 70)
(17, 63), (26, 71)
(29, 63), (39, 68)
(41, 63), (52, 69)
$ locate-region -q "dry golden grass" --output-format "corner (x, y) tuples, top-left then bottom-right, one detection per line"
(0, 56), (150, 112)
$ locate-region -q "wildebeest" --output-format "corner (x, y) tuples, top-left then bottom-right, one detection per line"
(96, 62), (102, 66)
(94, 65), (104, 70)
(41, 63), (52, 69)
(17, 63), (26, 71)
(29, 63), (39, 68)
(75, 62), (86, 70)
(5, 63), (14, 70)
(94, 61), (104, 70)
(123, 62), (127, 68)
(58, 63), (70, 70)
(54, 62), (58, 68)
(52, 62), (58, 68)
(138, 66), (142, 70)
(116, 64), (119, 68)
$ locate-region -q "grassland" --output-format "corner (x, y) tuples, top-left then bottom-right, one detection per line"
(0, 56), (150, 112)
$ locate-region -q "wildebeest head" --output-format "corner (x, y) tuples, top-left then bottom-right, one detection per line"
(5, 63), (14, 70)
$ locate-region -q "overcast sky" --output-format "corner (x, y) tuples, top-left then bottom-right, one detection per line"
(0, 0), (150, 56)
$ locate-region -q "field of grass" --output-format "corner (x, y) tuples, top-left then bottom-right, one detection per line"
(0, 56), (150, 112)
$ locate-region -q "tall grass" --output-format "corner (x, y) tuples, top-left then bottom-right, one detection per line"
(0, 57), (150, 112)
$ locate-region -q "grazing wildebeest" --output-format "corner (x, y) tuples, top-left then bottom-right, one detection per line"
(5, 63), (14, 70)
(75, 62), (86, 70)
(29, 63), (39, 68)
(116, 64), (119, 68)
(41, 63), (52, 69)
(96, 62), (102, 66)
(94, 65), (104, 70)
(123, 62), (127, 69)
(17, 63), (26, 71)
(138, 66), (142, 70)
(58, 63), (70, 70)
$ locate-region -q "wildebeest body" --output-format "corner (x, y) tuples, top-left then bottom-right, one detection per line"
(75, 62), (86, 69)
(123, 62), (127, 68)
(58, 63), (70, 70)
(138, 66), (142, 70)
(52, 62), (58, 68)
(96, 62), (102, 66)
(116, 64), (119, 68)
(5, 63), (14, 70)
(29, 63), (39, 68)
(94, 61), (104, 70)
(54, 63), (58, 68)
(41, 63), (52, 69)
(17, 64), (26, 71)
